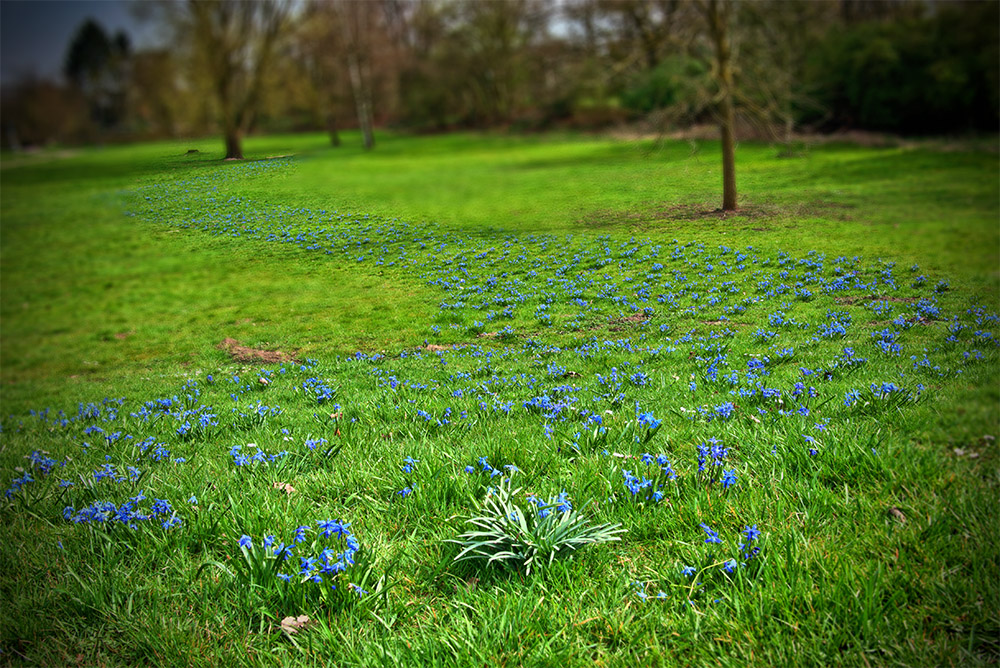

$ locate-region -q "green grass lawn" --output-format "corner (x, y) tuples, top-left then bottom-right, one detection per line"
(1, 131), (997, 666)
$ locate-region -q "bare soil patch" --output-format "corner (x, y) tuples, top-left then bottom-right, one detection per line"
(579, 200), (855, 230)
(217, 338), (295, 364)
(609, 313), (648, 331)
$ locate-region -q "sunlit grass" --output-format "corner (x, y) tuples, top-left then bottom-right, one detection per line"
(0, 131), (997, 666)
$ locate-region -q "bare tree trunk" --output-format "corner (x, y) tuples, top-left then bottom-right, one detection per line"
(224, 128), (243, 159)
(705, 0), (737, 211)
(327, 112), (341, 147)
(347, 52), (375, 150)
(719, 94), (737, 210)
(305, 45), (341, 148)
(339, 0), (375, 151)
(187, 0), (286, 163)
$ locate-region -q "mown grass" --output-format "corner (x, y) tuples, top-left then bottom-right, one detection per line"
(1, 131), (997, 667)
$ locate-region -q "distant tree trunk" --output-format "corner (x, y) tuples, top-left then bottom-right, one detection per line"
(6, 126), (21, 152)
(183, 0), (287, 162)
(318, 69), (341, 147)
(327, 112), (341, 147)
(224, 127), (243, 159)
(719, 89), (737, 211)
(347, 52), (375, 150)
(704, 0), (737, 211)
(337, 0), (376, 151)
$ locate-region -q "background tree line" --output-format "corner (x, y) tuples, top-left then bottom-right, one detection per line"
(2, 0), (997, 152)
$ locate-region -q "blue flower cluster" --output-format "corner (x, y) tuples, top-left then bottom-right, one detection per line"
(230, 443), (288, 466)
(238, 518), (361, 593)
(63, 492), (181, 530)
(526, 490), (572, 517)
(3, 450), (66, 499)
(621, 453), (676, 502)
(2, 154), (996, 612)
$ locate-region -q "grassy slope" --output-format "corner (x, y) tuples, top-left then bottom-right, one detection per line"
(4, 132), (996, 411)
(0, 131), (997, 667)
(1, 137), (432, 412)
(289, 133), (998, 277)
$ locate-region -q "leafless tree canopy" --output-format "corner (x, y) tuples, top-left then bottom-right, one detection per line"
(3, 0), (996, 153)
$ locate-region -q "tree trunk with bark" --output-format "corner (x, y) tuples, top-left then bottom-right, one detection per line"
(339, 0), (376, 152)
(704, 0), (737, 211)
(224, 128), (243, 159)
(347, 52), (375, 150)
(186, 0), (287, 161)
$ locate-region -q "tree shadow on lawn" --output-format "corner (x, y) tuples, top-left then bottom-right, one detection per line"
(579, 199), (857, 234)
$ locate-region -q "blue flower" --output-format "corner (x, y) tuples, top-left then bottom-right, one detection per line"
(299, 556), (318, 575)
(239, 535), (252, 549)
(316, 518), (350, 538)
(637, 412), (661, 430)
(700, 523), (722, 544)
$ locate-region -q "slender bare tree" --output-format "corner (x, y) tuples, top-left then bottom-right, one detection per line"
(697, 0), (737, 211)
(185, 0), (289, 159)
(296, 3), (343, 147)
(339, 0), (377, 150)
(305, 0), (386, 150)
